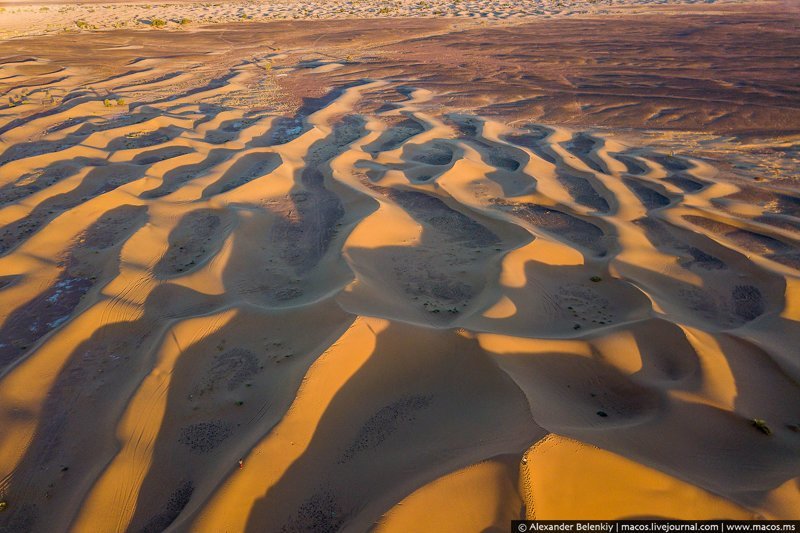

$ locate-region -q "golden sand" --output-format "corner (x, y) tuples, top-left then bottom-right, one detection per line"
(0, 3), (798, 530)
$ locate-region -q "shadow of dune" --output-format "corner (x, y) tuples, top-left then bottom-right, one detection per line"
(243, 322), (544, 532)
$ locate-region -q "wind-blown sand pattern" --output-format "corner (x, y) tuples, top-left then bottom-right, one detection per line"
(0, 0), (743, 40)
(1, 1), (799, 530)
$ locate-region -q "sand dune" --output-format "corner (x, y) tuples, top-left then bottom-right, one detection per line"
(0, 0), (742, 40)
(0, 3), (799, 531)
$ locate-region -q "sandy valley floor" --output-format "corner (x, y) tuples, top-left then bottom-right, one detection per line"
(0, 1), (799, 531)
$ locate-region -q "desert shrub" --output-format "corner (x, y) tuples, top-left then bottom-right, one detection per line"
(752, 419), (772, 435)
(7, 93), (26, 107)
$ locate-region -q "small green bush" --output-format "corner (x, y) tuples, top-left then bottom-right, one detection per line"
(752, 419), (771, 435)
(150, 18), (166, 28)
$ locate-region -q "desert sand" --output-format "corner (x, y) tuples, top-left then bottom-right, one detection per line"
(0, 0), (799, 531)
(0, 0), (748, 40)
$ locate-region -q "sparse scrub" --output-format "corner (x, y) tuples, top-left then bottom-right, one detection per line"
(7, 93), (26, 107)
(150, 18), (167, 28)
(752, 418), (771, 435)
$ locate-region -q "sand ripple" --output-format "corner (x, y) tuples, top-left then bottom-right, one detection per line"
(0, 29), (799, 530)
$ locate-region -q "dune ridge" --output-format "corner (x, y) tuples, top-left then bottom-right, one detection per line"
(1, 6), (799, 531)
(0, 0), (744, 40)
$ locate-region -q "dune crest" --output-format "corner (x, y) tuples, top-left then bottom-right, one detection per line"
(1, 8), (799, 530)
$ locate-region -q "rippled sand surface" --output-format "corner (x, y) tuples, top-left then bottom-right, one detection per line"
(0, 4), (799, 530)
(0, 0), (741, 39)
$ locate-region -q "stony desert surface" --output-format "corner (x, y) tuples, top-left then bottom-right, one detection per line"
(0, 0), (799, 531)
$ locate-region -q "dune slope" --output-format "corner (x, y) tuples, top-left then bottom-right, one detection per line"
(0, 4), (799, 531)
